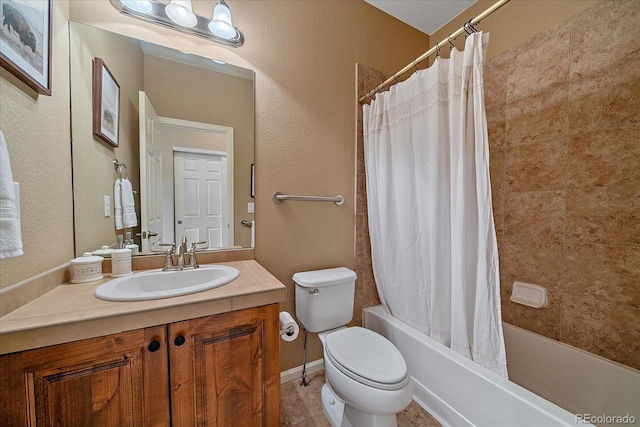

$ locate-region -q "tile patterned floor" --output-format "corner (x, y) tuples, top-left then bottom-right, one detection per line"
(281, 371), (442, 427)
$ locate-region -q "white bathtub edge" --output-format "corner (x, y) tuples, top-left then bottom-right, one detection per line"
(411, 375), (473, 427)
(363, 305), (593, 427)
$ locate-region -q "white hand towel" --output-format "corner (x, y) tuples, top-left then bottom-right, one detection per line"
(114, 178), (137, 230)
(0, 130), (24, 259)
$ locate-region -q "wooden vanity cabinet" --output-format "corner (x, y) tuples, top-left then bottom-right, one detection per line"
(0, 304), (280, 426)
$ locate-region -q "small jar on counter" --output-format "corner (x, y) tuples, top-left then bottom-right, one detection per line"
(111, 248), (132, 277)
(71, 252), (104, 284)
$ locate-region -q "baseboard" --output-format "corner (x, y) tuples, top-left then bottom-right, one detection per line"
(280, 358), (324, 384)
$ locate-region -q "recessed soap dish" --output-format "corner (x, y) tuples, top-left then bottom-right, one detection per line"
(510, 281), (548, 308)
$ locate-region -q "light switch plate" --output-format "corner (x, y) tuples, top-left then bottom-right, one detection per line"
(247, 202), (255, 213)
(104, 195), (111, 217)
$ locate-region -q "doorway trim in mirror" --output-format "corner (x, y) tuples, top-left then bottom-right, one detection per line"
(109, 0), (244, 48)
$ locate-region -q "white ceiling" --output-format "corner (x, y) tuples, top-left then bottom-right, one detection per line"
(365, 0), (478, 35)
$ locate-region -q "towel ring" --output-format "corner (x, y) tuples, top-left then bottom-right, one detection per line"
(114, 159), (128, 180)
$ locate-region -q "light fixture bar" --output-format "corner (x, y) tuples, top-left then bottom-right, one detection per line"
(109, 0), (244, 48)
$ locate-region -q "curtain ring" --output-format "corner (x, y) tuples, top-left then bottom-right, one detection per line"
(448, 34), (455, 51)
(435, 43), (440, 59)
(413, 59), (419, 72)
(392, 74), (400, 84)
(467, 19), (477, 33)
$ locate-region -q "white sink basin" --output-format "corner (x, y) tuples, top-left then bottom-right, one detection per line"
(94, 265), (240, 301)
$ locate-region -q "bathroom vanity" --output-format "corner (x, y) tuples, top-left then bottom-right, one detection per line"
(0, 257), (286, 426)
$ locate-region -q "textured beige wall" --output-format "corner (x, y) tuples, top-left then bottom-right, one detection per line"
(0, 1), (73, 288)
(70, 23), (144, 256)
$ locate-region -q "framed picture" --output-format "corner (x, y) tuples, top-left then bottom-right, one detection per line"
(92, 57), (120, 147)
(0, 0), (52, 95)
(250, 163), (255, 198)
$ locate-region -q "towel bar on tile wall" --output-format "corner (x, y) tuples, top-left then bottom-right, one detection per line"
(272, 192), (344, 206)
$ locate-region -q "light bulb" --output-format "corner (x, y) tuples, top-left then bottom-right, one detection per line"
(120, 0), (153, 13)
(208, 0), (237, 39)
(165, 0), (197, 27)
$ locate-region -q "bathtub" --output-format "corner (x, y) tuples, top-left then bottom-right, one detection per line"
(363, 305), (638, 427)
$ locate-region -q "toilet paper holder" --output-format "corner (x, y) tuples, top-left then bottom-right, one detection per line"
(281, 325), (296, 337)
(279, 311), (300, 342)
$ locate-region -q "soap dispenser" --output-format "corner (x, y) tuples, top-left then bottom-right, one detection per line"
(125, 231), (139, 256)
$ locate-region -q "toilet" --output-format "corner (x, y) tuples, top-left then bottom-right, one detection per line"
(294, 267), (413, 427)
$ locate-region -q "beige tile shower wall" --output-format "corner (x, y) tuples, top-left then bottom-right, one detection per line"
(485, 1), (640, 370)
(354, 64), (387, 327)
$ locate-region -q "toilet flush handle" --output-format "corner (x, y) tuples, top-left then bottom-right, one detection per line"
(310, 289), (320, 296)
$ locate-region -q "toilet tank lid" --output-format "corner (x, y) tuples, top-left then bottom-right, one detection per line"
(293, 267), (357, 288)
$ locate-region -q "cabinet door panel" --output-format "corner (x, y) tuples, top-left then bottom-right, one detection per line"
(197, 325), (263, 426)
(169, 304), (280, 427)
(33, 356), (137, 426)
(0, 326), (170, 427)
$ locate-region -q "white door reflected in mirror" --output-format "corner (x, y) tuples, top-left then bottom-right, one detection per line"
(139, 91), (163, 252)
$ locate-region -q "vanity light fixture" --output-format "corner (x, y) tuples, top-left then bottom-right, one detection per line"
(109, 0), (244, 48)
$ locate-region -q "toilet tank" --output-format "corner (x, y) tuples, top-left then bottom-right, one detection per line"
(294, 267), (357, 333)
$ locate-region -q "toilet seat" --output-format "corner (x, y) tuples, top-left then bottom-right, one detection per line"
(325, 327), (409, 391)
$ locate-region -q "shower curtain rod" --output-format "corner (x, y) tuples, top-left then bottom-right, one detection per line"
(358, 0), (511, 104)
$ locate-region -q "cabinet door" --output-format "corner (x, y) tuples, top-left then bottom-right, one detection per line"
(169, 304), (280, 426)
(0, 325), (170, 426)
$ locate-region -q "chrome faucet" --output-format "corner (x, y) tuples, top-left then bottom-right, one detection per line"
(159, 237), (206, 271)
(175, 236), (187, 269)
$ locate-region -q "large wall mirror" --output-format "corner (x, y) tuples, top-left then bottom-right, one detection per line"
(70, 22), (255, 257)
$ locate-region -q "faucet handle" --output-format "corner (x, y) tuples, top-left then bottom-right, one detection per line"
(188, 241), (207, 269)
(158, 243), (177, 271)
(159, 242), (176, 252)
(190, 241), (207, 252)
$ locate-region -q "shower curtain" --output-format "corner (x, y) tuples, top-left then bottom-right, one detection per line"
(363, 32), (507, 377)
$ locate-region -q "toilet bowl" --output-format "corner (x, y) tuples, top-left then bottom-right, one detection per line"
(319, 327), (413, 427)
(294, 267), (413, 427)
